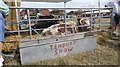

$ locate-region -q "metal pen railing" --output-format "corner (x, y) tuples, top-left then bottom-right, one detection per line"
(6, 7), (113, 40)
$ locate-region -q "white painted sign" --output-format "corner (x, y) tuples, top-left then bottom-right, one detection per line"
(19, 36), (96, 65)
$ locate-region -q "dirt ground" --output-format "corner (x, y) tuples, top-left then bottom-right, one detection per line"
(2, 30), (119, 65)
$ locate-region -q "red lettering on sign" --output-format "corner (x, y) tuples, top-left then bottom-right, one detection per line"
(62, 43), (65, 48)
(73, 41), (75, 45)
(68, 47), (73, 51)
(70, 41), (73, 45)
(58, 43), (62, 48)
(54, 44), (57, 49)
(55, 48), (58, 55)
(50, 45), (53, 50)
(59, 49), (63, 53)
(49, 41), (76, 55)
(64, 48), (67, 52)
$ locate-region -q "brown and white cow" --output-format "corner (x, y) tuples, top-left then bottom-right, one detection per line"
(77, 18), (91, 32)
(42, 22), (77, 36)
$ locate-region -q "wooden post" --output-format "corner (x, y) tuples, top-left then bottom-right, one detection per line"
(5, 0), (21, 31)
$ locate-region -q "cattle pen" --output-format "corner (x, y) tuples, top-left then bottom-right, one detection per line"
(3, 0), (118, 65)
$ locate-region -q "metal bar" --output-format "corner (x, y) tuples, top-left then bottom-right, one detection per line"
(98, 0), (101, 29)
(20, 18), (75, 22)
(27, 9), (32, 39)
(35, 9), (38, 24)
(22, 19), (61, 21)
(14, 0), (20, 36)
(109, 8), (114, 37)
(64, 2), (67, 35)
(9, 7), (112, 9)
(90, 8), (93, 32)
(5, 29), (42, 33)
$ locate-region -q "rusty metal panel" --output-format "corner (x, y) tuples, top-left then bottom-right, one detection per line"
(19, 35), (96, 65)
